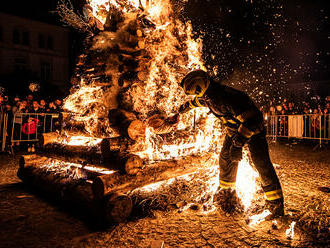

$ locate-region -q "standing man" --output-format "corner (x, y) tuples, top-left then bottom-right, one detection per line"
(175, 70), (284, 218)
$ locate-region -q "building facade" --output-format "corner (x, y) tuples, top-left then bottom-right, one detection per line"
(0, 12), (70, 95)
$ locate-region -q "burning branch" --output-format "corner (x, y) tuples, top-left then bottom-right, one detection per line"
(56, 0), (95, 34)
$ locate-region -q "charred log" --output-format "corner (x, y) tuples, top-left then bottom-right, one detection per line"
(17, 155), (132, 223)
(108, 109), (146, 140)
(92, 156), (206, 199)
(108, 152), (143, 175)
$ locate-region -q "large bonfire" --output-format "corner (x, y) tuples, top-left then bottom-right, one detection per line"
(58, 0), (262, 211)
(54, 0), (258, 213)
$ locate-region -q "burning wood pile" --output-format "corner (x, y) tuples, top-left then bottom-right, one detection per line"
(17, 0), (226, 224)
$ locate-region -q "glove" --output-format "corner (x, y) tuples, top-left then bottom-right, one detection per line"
(232, 132), (249, 148)
(230, 145), (243, 162)
(166, 113), (180, 125)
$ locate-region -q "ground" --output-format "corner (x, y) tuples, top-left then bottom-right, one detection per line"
(0, 140), (329, 248)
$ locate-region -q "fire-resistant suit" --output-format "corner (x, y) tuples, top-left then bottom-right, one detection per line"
(179, 81), (283, 204)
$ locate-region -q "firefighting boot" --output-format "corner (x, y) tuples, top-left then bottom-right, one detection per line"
(214, 188), (243, 214)
(265, 199), (284, 220)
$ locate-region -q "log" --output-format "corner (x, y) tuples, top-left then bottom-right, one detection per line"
(108, 152), (143, 175)
(91, 153), (143, 198)
(39, 132), (111, 163)
(39, 132), (138, 168)
(17, 155), (132, 223)
(124, 155), (143, 175)
(146, 114), (179, 134)
(105, 193), (133, 223)
(108, 109), (146, 140)
(91, 155), (210, 199)
(19, 154), (115, 179)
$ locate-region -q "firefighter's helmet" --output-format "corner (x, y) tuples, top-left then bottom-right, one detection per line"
(181, 70), (210, 97)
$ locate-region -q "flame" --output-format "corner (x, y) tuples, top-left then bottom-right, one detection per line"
(40, 159), (116, 180)
(248, 209), (271, 226)
(64, 0), (205, 137)
(286, 221), (296, 240)
(135, 110), (222, 161)
(236, 150), (259, 210)
(65, 136), (102, 146)
(63, 0), (262, 214)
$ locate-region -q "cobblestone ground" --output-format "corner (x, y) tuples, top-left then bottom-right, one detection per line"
(0, 141), (329, 248)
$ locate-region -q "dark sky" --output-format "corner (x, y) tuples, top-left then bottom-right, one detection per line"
(1, 0), (85, 25)
(184, 0), (330, 101)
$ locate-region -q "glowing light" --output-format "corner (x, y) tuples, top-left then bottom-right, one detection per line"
(236, 150), (259, 210)
(65, 136), (102, 146)
(248, 209), (271, 226)
(286, 221), (296, 240)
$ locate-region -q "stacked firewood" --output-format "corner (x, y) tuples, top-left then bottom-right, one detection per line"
(72, 7), (151, 89)
(16, 1), (215, 225)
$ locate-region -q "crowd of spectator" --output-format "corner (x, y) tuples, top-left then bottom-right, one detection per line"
(0, 94), (63, 115)
(264, 96), (330, 116)
(261, 96), (330, 140)
(0, 94), (63, 153)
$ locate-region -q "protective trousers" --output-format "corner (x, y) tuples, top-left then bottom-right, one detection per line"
(219, 132), (283, 202)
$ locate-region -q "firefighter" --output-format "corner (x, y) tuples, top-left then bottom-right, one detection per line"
(175, 69), (284, 218)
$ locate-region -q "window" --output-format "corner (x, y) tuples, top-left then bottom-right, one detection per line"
(47, 36), (54, 50)
(14, 58), (27, 72)
(38, 34), (45, 48)
(40, 62), (51, 81)
(22, 31), (30, 46)
(13, 29), (20, 44)
(12, 28), (30, 46)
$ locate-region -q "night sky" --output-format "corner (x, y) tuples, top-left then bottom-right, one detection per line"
(2, 0), (329, 101)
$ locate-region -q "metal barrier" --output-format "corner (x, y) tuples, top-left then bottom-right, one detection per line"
(265, 114), (330, 144)
(10, 113), (60, 143)
(0, 112), (9, 151)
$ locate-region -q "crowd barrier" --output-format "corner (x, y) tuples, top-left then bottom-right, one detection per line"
(0, 112), (60, 152)
(265, 114), (330, 144)
(0, 112), (329, 152)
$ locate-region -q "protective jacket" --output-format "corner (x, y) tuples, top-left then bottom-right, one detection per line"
(179, 82), (264, 139)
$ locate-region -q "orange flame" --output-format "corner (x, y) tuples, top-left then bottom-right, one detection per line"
(64, 0), (262, 213)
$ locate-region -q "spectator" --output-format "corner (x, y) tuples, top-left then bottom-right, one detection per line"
(55, 99), (62, 112)
(39, 99), (47, 112)
(31, 101), (41, 113)
(47, 102), (58, 113)
(26, 94), (34, 110)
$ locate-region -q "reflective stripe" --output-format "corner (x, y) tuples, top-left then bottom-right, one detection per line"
(227, 119), (237, 124)
(238, 125), (254, 138)
(195, 98), (205, 107)
(220, 117), (228, 124)
(219, 180), (236, 189)
(226, 127), (236, 137)
(265, 189), (283, 201)
(189, 101), (196, 109)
